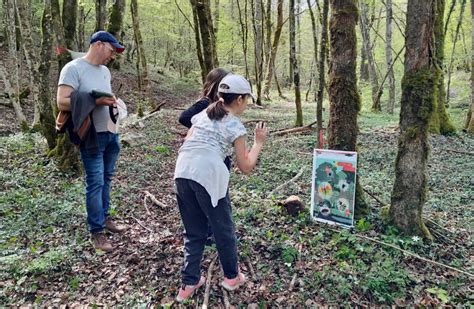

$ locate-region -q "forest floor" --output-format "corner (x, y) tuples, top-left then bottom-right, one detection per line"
(0, 67), (473, 307)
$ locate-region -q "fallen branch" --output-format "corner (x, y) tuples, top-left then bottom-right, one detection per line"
(221, 288), (231, 309)
(267, 166), (305, 198)
(245, 256), (257, 280)
(125, 106), (165, 129)
(202, 255), (218, 309)
(328, 227), (474, 278)
(362, 188), (388, 206)
(243, 119), (271, 125)
(271, 121), (318, 136)
(289, 273), (297, 291)
(169, 127), (187, 137)
(143, 195), (151, 215)
(130, 215), (153, 233)
(442, 148), (474, 156)
(143, 190), (168, 208)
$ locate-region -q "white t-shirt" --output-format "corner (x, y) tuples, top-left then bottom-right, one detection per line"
(174, 110), (247, 206)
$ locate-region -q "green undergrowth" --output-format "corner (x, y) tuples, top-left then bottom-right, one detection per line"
(1, 81), (472, 306)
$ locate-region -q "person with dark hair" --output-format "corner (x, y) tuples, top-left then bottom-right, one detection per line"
(173, 74), (268, 302)
(56, 31), (127, 252)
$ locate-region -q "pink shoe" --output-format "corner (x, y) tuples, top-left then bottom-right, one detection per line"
(221, 272), (246, 291)
(176, 276), (206, 303)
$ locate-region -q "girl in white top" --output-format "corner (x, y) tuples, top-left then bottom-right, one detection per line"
(174, 74), (268, 302)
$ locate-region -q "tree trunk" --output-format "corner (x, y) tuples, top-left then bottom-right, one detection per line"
(62, 0), (77, 51)
(95, 0), (107, 32)
(264, 0), (272, 70)
(359, 0), (380, 111)
(38, 0), (57, 149)
(236, 0), (250, 78)
(252, 0), (264, 105)
(385, 0), (396, 113)
(16, 0), (42, 127)
(307, 0), (319, 102)
(360, 45), (370, 81)
(446, 0), (467, 106)
(50, 0), (80, 173)
(107, 0), (125, 70)
(131, 0), (149, 95)
(263, 0), (283, 99)
(190, 3), (205, 82)
(316, 0), (328, 147)
(465, 0), (474, 133)
(389, 0), (436, 239)
(289, 0), (303, 126)
(77, 3), (85, 51)
(190, 0), (218, 77)
(429, 0), (456, 134)
(214, 0), (220, 36)
(444, 0), (456, 36)
(328, 0), (368, 218)
(3, 0), (28, 131)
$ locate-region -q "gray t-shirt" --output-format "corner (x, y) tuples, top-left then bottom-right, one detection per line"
(58, 58), (118, 133)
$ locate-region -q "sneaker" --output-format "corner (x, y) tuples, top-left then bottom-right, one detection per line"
(105, 218), (128, 233)
(221, 272), (246, 291)
(91, 232), (114, 252)
(176, 276), (206, 303)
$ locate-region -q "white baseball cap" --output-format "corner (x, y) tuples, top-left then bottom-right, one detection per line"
(218, 74), (257, 101)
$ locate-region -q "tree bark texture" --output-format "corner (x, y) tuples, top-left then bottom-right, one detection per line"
(51, 0), (72, 69)
(317, 0), (328, 147)
(131, 0), (149, 92)
(62, 0), (77, 50)
(385, 0), (396, 113)
(236, 0), (250, 78)
(264, 0), (272, 69)
(3, 0), (28, 130)
(360, 44), (369, 81)
(263, 0), (283, 99)
(77, 3), (85, 51)
(16, 0), (42, 127)
(190, 0), (218, 77)
(429, 0), (456, 134)
(252, 0), (264, 105)
(465, 0), (474, 133)
(95, 0), (107, 32)
(107, 0), (125, 70)
(390, 0), (436, 239)
(328, 0), (368, 217)
(359, 0), (380, 111)
(289, 0), (303, 126)
(38, 0), (57, 149)
(306, 0), (319, 102)
(190, 3), (205, 82)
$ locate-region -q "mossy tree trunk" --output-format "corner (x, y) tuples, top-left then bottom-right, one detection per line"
(62, 0), (77, 51)
(95, 0), (107, 32)
(389, 0), (436, 239)
(465, 0), (474, 133)
(316, 0), (328, 147)
(385, 0), (396, 114)
(50, 0), (80, 174)
(107, 0), (125, 70)
(429, 0), (456, 135)
(327, 0), (368, 218)
(289, 0), (303, 126)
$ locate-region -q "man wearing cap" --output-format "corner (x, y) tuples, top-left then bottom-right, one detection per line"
(57, 31), (127, 252)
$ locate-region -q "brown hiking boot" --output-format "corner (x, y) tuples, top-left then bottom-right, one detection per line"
(91, 232), (114, 252)
(105, 218), (128, 233)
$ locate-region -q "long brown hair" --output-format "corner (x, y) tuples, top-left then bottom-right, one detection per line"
(207, 93), (243, 120)
(202, 68), (230, 102)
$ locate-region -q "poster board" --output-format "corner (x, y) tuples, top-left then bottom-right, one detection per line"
(310, 149), (357, 228)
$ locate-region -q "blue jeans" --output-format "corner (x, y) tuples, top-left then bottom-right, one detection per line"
(175, 178), (238, 285)
(80, 132), (120, 233)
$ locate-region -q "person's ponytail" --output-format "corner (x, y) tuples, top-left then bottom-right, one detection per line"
(207, 98), (228, 120)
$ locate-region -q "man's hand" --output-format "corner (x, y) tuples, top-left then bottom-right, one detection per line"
(96, 96), (117, 106)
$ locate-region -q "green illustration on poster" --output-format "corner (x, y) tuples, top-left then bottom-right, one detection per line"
(310, 149), (357, 228)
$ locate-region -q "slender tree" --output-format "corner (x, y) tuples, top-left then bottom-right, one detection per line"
(465, 0), (473, 133)
(289, 0), (303, 126)
(385, 0), (395, 113)
(306, 0), (319, 101)
(263, 0), (284, 99)
(429, 0), (456, 134)
(95, 0), (107, 32)
(251, 0), (264, 105)
(236, 0), (250, 78)
(389, 0), (437, 239)
(1, 0), (28, 131)
(38, 0), (57, 149)
(108, 0), (125, 70)
(62, 0), (77, 50)
(328, 0), (368, 217)
(131, 0), (148, 93)
(316, 0), (328, 147)
(359, 0), (380, 111)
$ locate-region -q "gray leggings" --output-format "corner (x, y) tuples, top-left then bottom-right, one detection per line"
(175, 178), (239, 285)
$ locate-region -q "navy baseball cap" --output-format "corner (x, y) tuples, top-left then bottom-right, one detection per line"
(90, 31), (125, 53)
